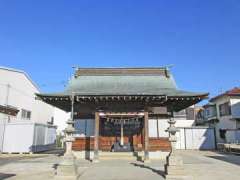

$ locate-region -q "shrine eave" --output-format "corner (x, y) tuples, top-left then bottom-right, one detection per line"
(36, 92), (209, 112)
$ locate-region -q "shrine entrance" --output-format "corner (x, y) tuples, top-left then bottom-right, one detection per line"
(100, 115), (144, 152)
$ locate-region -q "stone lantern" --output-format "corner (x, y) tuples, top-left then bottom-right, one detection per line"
(165, 113), (190, 180)
(167, 118), (178, 155)
(55, 119), (76, 180)
(64, 119), (75, 156)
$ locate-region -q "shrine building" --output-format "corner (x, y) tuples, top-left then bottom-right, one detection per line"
(36, 67), (208, 161)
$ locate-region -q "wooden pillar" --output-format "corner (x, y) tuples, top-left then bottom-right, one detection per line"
(120, 119), (124, 146)
(144, 111), (149, 161)
(94, 111), (100, 162)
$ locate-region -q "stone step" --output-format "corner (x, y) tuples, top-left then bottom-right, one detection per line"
(99, 152), (135, 156)
(99, 152), (138, 160)
(99, 156), (137, 160)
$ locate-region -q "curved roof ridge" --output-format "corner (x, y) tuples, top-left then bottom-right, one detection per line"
(75, 66), (169, 69)
(74, 67), (172, 77)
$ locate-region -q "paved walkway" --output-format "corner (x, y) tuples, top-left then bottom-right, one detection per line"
(0, 151), (240, 180)
(76, 160), (165, 180)
(179, 150), (240, 180)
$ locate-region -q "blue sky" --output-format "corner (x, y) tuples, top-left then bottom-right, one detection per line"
(0, 0), (240, 99)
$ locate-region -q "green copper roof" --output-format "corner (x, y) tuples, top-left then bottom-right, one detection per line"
(37, 67), (208, 97)
(36, 67), (208, 112)
(65, 74), (176, 95)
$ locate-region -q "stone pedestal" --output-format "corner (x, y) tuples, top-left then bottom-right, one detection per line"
(165, 154), (185, 179)
(144, 151), (150, 163)
(93, 150), (99, 163)
(55, 154), (76, 180)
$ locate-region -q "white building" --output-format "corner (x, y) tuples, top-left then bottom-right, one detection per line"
(0, 66), (57, 153)
(53, 107), (70, 135)
(198, 87), (240, 143)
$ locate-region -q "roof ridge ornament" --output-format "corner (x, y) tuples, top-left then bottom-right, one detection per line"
(164, 64), (174, 78)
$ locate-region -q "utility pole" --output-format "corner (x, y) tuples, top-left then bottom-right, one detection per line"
(1, 84), (11, 152)
(5, 84), (11, 123)
(5, 84), (10, 106)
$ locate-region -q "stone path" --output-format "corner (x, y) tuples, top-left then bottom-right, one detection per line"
(76, 159), (165, 180)
(75, 151), (240, 180)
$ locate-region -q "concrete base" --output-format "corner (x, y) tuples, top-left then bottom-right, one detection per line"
(165, 154), (191, 180)
(165, 165), (185, 176)
(54, 154), (77, 180)
(92, 159), (100, 163)
(136, 151), (170, 160)
(73, 151), (94, 160)
(143, 159), (151, 163)
(165, 174), (193, 180)
(166, 155), (183, 166)
(55, 165), (76, 180)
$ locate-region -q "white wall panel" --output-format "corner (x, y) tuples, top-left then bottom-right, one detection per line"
(46, 127), (57, 144)
(1, 122), (56, 153)
(0, 115), (6, 151)
(34, 125), (46, 146)
(3, 123), (34, 153)
(158, 119), (169, 137)
(176, 129), (186, 150)
(149, 119), (158, 137)
(32, 124), (56, 152)
(176, 128), (215, 150)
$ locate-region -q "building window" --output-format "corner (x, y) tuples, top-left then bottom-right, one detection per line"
(21, 109), (31, 120)
(205, 109), (210, 117)
(219, 102), (231, 116)
(219, 129), (226, 139)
